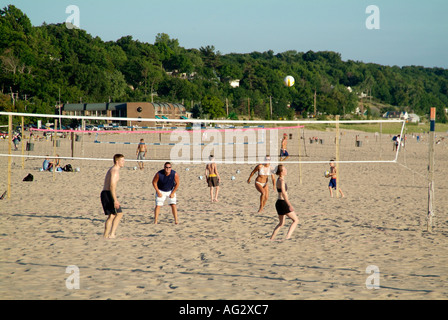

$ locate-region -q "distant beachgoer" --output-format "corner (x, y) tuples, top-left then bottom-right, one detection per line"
(270, 164), (299, 240)
(49, 154), (62, 171)
(205, 155), (220, 202)
(102, 154), (125, 239)
(12, 133), (20, 150)
(393, 134), (401, 151)
(328, 159), (344, 198)
(42, 157), (51, 171)
(247, 155), (276, 213)
(152, 162), (179, 224)
(136, 138), (148, 170)
(280, 134), (289, 161)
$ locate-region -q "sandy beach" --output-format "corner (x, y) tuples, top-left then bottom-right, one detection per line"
(1, 127), (447, 300)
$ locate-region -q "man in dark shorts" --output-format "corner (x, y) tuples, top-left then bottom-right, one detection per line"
(102, 154), (125, 238)
(205, 155), (221, 202)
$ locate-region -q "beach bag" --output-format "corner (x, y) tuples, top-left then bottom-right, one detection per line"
(63, 164), (73, 172)
(23, 173), (34, 182)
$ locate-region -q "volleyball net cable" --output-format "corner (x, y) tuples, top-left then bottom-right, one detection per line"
(0, 111), (406, 165)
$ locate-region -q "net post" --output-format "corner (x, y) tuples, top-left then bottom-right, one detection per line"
(71, 131), (75, 158)
(427, 107), (436, 232)
(81, 119), (85, 167)
(7, 115), (12, 199)
(301, 128), (308, 157)
(298, 125), (302, 184)
(379, 122), (383, 161)
(335, 115), (340, 198)
(53, 119), (57, 181)
(21, 116), (25, 169)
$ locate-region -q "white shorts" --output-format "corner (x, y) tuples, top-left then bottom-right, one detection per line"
(155, 190), (176, 206)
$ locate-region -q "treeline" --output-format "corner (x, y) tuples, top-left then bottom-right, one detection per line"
(1, 5), (447, 122)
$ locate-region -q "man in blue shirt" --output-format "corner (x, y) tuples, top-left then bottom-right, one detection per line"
(152, 162), (180, 224)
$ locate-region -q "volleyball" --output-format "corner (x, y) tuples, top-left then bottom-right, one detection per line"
(284, 75), (295, 87)
(324, 170), (330, 178)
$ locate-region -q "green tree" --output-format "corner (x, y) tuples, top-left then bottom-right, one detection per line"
(104, 70), (127, 102)
(201, 95), (226, 119)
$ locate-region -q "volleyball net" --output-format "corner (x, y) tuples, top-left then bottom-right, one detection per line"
(0, 112), (406, 167)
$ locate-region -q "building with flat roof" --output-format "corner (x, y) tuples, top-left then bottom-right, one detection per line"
(61, 102), (189, 126)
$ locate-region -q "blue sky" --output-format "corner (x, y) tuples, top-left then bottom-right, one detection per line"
(3, 0), (448, 68)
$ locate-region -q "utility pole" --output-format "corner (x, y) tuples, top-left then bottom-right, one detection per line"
(313, 90), (317, 117)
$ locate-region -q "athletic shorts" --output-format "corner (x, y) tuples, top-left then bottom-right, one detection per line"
(280, 149), (289, 157)
(275, 199), (291, 215)
(101, 190), (122, 215)
(137, 152), (145, 160)
(329, 178), (337, 189)
(155, 190), (177, 206)
(207, 176), (219, 187)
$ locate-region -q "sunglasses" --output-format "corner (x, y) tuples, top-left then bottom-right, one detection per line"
(165, 166), (172, 169)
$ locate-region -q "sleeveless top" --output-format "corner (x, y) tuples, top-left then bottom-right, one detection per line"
(258, 165), (271, 176)
(157, 170), (177, 192)
(276, 179), (288, 193)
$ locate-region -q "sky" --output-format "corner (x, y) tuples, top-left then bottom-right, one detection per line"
(3, 0), (448, 68)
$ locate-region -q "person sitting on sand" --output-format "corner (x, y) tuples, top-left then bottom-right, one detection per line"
(42, 156), (51, 171)
(247, 155), (276, 213)
(49, 154), (62, 172)
(102, 154), (125, 239)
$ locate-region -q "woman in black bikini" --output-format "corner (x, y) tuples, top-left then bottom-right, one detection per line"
(270, 164), (299, 240)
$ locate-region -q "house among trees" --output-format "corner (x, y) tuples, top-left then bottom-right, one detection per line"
(382, 111), (403, 119)
(60, 102), (188, 126)
(382, 111), (418, 121)
(407, 113), (420, 123)
(229, 80), (240, 88)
